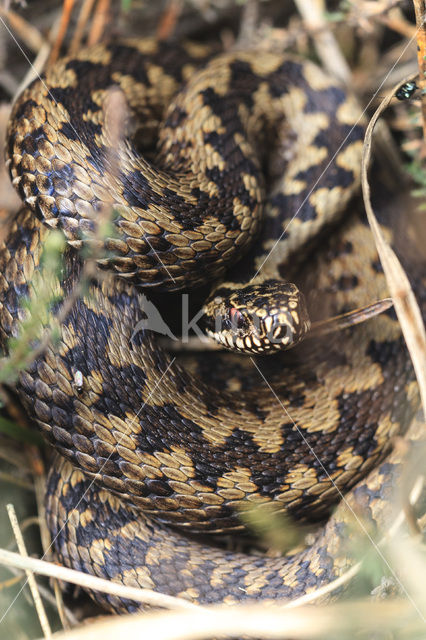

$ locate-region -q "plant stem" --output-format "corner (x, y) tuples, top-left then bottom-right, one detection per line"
(413, 0), (426, 156)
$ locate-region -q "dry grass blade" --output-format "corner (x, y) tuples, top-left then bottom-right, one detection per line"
(157, 0), (183, 41)
(412, 0), (426, 153)
(69, 0), (97, 55)
(46, 598), (426, 640)
(87, 0), (111, 46)
(7, 10), (63, 100)
(293, 0), (350, 83)
(0, 548), (200, 612)
(48, 0), (76, 65)
(361, 73), (426, 417)
(7, 504), (52, 639)
(0, 7), (44, 53)
(380, 6), (417, 38)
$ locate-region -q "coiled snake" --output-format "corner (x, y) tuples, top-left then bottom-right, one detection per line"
(0, 39), (424, 611)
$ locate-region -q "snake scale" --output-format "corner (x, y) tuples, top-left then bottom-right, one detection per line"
(0, 38), (424, 612)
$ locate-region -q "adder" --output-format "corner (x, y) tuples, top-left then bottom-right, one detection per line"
(0, 38), (423, 611)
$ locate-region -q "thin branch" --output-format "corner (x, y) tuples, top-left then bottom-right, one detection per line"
(1, 561), (78, 626)
(294, 0), (351, 84)
(157, 0), (183, 41)
(413, 0), (426, 154)
(43, 599), (426, 640)
(7, 504), (52, 639)
(0, 7), (44, 53)
(69, 0), (97, 55)
(361, 73), (426, 417)
(87, 0), (110, 46)
(0, 548), (201, 612)
(48, 0), (76, 65)
(14, 10), (63, 99)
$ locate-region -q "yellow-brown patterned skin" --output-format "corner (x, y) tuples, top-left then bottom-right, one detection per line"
(0, 39), (423, 610)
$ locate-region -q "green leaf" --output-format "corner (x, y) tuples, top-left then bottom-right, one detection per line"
(0, 416), (44, 446)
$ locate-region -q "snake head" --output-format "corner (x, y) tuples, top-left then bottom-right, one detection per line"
(202, 280), (311, 355)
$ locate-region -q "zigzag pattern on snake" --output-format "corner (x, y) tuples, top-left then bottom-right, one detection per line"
(0, 39), (423, 611)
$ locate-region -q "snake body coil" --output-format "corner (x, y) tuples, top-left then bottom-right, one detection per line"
(0, 39), (423, 611)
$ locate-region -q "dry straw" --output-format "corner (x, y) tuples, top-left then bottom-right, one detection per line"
(361, 73), (426, 417)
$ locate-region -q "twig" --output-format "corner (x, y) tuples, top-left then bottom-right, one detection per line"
(30, 454), (50, 553)
(0, 470), (33, 491)
(413, 0), (426, 155)
(399, 438), (426, 536)
(0, 379), (32, 429)
(31, 453), (70, 630)
(236, 0), (259, 48)
(0, 444), (28, 468)
(69, 0), (97, 55)
(0, 69), (19, 95)
(0, 7), (44, 53)
(1, 562), (79, 626)
(7, 504), (52, 639)
(41, 599), (426, 640)
(49, 0), (76, 65)
(361, 73), (426, 416)
(379, 6), (417, 39)
(161, 335), (221, 352)
(53, 579), (71, 632)
(294, 0), (351, 84)
(0, 574), (22, 590)
(15, 10), (63, 99)
(87, 0), (110, 46)
(0, 548), (201, 611)
(157, 0), (183, 41)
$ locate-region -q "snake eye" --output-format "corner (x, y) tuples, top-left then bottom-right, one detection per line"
(229, 307), (245, 329)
